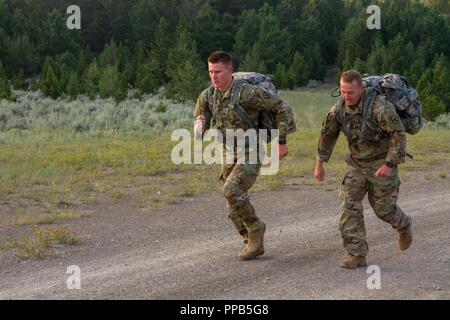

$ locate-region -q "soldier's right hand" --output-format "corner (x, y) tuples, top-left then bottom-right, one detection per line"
(194, 115), (206, 139)
(314, 161), (325, 182)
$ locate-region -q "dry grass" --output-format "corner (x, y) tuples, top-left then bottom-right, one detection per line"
(0, 211), (92, 227)
(8, 225), (80, 260)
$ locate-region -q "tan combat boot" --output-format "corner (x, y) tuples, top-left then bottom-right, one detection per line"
(340, 255), (368, 269)
(238, 222), (266, 261)
(397, 224), (413, 251)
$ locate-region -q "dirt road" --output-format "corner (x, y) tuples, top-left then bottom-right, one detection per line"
(0, 169), (449, 300)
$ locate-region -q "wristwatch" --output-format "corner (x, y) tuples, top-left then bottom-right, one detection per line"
(384, 160), (394, 168)
(279, 138), (287, 145)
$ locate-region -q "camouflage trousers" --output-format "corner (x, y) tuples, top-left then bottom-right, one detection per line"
(219, 162), (263, 236)
(339, 158), (411, 257)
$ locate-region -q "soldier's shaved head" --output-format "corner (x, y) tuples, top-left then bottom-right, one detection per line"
(208, 51), (233, 66)
(340, 70), (363, 85)
(340, 70), (365, 107)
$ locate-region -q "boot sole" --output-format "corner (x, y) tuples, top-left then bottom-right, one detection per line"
(340, 262), (368, 269)
(398, 233), (413, 251)
(237, 248), (264, 261)
(340, 258), (368, 269)
(397, 225), (413, 251)
(398, 240), (412, 251)
(257, 247), (265, 256)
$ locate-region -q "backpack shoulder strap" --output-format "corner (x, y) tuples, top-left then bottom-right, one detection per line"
(207, 85), (217, 126)
(231, 79), (246, 105)
(231, 80), (257, 129)
(336, 98), (351, 142)
(232, 103), (257, 129)
(359, 87), (379, 143)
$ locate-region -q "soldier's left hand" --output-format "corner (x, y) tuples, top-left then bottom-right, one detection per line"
(278, 144), (288, 160)
(375, 164), (393, 177)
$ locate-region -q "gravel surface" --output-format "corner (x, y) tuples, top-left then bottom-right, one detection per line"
(0, 170), (449, 300)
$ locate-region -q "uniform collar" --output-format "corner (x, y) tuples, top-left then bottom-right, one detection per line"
(344, 92), (364, 115)
(215, 78), (235, 101)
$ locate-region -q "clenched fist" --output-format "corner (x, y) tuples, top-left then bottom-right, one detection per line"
(194, 115), (206, 140)
(314, 160), (325, 182)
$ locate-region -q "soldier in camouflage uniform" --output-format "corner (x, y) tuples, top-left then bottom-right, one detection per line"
(315, 70), (413, 269)
(194, 51), (289, 261)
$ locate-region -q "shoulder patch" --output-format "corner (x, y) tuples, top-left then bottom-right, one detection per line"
(391, 115), (400, 123)
(262, 90), (271, 100)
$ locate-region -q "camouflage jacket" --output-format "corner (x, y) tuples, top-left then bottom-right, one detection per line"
(317, 93), (406, 165)
(194, 79), (288, 141)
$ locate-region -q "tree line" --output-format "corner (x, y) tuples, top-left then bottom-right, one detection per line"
(0, 0), (449, 119)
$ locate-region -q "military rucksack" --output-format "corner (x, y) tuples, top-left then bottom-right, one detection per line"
(332, 73), (425, 143)
(207, 72), (296, 141)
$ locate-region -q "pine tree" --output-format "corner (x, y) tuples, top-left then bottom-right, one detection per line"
(150, 17), (172, 84)
(385, 35), (415, 75)
(85, 60), (101, 99)
(40, 59), (60, 99)
(193, 3), (230, 61)
(304, 44), (326, 81)
(422, 95), (446, 120)
(167, 59), (208, 102)
(166, 28), (207, 101)
(417, 69), (433, 98)
(406, 58), (426, 87)
(99, 39), (123, 68)
(290, 52), (309, 87)
(98, 65), (127, 102)
(429, 0), (450, 14)
(0, 61), (11, 99)
(253, 12), (292, 73)
(274, 63), (286, 88)
(57, 64), (71, 96)
(302, 0), (345, 64)
(77, 49), (90, 76)
(338, 16), (369, 71)
(66, 72), (81, 98)
(232, 9), (262, 68)
(431, 54), (450, 111)
(37, 9), (81, 57)
(12, 68), (26, 90)
(239, 47), (260, 73)
(274, 63), (294, 89)
(417, 54), (450, 115)
(365, 41), (388, 75)
(130, 0), (160, 44)
(130, 0), (177, 45)
(134, 41), (148, 67)
(135, 57), (162, 94)
(353, 58), (367, 75)
(5, 34), (39, 76)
